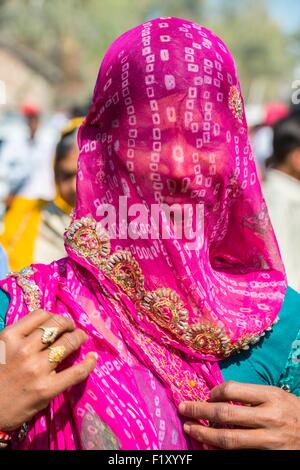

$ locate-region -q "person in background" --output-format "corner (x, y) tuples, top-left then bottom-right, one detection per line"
(0, 105), (57, 218)
(250, 102), (289, 179)
(263, 113), (300, 292)
(289, 101), (300, 117)
(0, 118), (82, 272)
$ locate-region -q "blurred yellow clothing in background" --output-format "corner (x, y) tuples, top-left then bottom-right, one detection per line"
(0, 195), (71, 272)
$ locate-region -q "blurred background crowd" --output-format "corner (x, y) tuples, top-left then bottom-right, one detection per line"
(0, 0), (300, 291)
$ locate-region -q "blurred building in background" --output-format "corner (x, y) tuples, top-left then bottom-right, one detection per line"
(1, 0), (300, 110)
(0, 44), (53, 110)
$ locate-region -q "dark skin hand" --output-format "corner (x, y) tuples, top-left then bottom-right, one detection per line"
(0, 309), (97, 433)
(179, 381), (300, 450)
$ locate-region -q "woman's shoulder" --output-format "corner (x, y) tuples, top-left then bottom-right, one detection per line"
(220, 286), (300, 390)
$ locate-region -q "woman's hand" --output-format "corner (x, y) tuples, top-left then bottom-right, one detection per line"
(178, 381), (300, 449)
(0, 309), (97, 433)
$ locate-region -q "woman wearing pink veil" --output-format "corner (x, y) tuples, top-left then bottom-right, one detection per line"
(0, 17), (300, 450)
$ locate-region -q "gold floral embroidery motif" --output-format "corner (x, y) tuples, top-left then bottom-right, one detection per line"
(65, 216), (110, 268)
(228, 85), (243, 122)
(183, 324), (231, 357)
(65, 216), (276, 358)
(12, 266), (41, 312)
(104, 251), (145, 299)
(142, 288), (188, 333)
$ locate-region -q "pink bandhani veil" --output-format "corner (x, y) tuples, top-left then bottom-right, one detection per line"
(2, 17), (286, 450)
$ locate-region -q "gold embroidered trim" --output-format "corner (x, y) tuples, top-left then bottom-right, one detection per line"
(65, 216), (276, 358)
(65, 216), (110, 267)
(11, 266), (41, 312)
(104, 250), (145, 299)
(228, 85), (243, 122)
(183, 323), (231, 356)
(142, 288), (189, 333)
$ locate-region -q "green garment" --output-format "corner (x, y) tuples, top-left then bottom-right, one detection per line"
(0, 288), (9, 331)
(220, 287), (300, 394)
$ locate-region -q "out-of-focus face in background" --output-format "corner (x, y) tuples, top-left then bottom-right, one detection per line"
(55, 142), (79, 207)
(21, 104), (41, 140)
(26, 115), (39, 140)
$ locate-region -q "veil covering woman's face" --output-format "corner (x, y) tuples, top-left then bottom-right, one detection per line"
(115, 95), (229, 207)
(76, 17), (285, 277)
(85, 27), (235, 209)
(69, 17), (287, 366)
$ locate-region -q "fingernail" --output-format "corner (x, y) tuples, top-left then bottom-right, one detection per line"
(184, 423), (191, 433)
(87, 352), (98, 361)
(178, 403), (186, 414)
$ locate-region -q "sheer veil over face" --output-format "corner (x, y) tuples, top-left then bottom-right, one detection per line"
(2, 17), (287, 450)
(74, 16), (286, 346)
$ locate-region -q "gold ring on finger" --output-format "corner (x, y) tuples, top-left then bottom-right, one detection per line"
(48, 345), (66, 364)
(38, 326), (59, 345)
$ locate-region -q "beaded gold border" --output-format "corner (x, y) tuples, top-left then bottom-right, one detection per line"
(64, 216), (277, 358)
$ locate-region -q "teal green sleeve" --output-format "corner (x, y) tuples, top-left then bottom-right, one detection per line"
(220, 287), (300, 388)
(278, 327), (300, 395)
(0, 288), (10, 331)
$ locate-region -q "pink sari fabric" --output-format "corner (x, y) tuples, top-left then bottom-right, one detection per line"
(2, 17), (287, 450)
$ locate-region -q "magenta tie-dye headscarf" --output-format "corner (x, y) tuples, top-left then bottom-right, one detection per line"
(2, 17), (286, 450)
